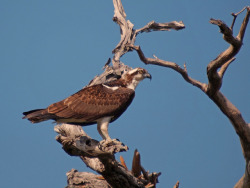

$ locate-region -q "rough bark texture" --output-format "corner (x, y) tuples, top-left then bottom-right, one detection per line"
(55, 124), (160, 188)
(66, 169), (111, 188)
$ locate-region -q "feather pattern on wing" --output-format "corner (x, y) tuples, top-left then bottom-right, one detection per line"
(47, 84), (135, 123)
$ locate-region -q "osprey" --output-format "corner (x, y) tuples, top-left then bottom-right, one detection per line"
(23, 68), (151, 141)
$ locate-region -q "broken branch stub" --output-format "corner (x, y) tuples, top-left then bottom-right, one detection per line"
(135, 20), (185, 34)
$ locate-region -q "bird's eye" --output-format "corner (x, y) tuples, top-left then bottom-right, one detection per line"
(139, 69), (143, 74)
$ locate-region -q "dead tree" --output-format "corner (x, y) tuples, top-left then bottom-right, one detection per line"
(55, 0), (183, 187)
(54, 1), (250, 187)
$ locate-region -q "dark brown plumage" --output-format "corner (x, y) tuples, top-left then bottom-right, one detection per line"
(23, 68), (151, 140)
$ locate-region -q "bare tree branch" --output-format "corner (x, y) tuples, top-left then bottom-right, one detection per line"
(132, 149), (141, 177)
(218, 57), (235, 78)
(120, 155), (129, 170)
(173, 181), (180, 188)
(237, 6), (250, 40)
(56, 123), (160, 188)
(112, 0), (134, 67)
(206, 15), (250, 188)
(129, 44), (207, 92)
(231, 7), (248, 30)
(207, 6), (250, 95)
(135, 21), (185, 34)
(112, 0), (185, 69)
(130, 7), (250, 188)
(207, 19), (241, 95)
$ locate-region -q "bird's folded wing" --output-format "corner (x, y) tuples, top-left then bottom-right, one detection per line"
(47, 84), (135, 121)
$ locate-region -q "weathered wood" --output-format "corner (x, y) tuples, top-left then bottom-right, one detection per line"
(135, 20), (185, 34)
(51, 1), (249, 188)
(173, 181), (180, 188)
(55, 123), (127, 157)
(55, 0), (186, 187)
(131, 6), (250, 188)
(88, 59), (133, 87)
(129, 44), (207, 93)
(205, 9), (250, 188)
(55, 123), (161, 187)
(66, 169), (111, 188)
(131, 149), (141, 177)
(112, 0), (185, 69)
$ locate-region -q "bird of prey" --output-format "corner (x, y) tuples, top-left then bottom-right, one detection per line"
(23, 67), (151, 141)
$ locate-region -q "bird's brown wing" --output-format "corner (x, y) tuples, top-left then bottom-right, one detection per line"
(47, 84), (135, 122)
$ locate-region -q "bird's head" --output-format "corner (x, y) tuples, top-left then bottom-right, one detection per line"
(122, 67), (152, 90)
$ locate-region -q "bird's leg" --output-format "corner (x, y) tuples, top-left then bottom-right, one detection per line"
(97, 117), (112, 141)
(97, 117), (128, 152)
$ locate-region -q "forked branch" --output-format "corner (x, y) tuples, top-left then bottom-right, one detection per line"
(207, 6), (250, 95)
(112, 0), (185, 68)
(130, 6), (250, 188)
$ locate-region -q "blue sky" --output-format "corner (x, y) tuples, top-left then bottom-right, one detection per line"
(1, 1), (249, 187)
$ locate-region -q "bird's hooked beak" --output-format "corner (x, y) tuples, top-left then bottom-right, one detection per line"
(144, 72), (152, 80)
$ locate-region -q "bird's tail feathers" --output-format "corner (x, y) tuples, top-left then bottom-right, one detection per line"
(22, 109), (54, 123)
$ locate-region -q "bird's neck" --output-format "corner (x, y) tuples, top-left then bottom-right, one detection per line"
(122, 74), (141, 91)
(126, 79), (140, 90)
(104, 74), (141, 91)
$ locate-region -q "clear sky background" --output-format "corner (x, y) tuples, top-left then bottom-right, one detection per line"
(1, 1), (249, 188)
